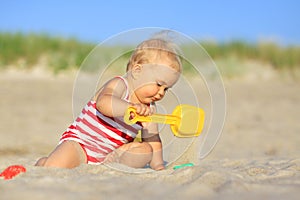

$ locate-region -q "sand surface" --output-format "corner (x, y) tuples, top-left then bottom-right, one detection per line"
(0, 70), (299, 199)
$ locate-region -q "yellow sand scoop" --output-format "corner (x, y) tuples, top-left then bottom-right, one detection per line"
(124, 104), (205, 137)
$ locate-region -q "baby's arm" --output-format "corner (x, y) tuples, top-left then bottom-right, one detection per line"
(95, 77), (131, 117)
(96, 77), (153, 117)
(142, 122), (165, 170)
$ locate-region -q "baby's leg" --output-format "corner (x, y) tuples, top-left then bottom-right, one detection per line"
(105, 142), (153, 168)
(35, 140), (87, 168)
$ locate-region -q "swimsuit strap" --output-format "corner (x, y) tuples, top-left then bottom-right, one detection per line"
(115, 76), (129, 101)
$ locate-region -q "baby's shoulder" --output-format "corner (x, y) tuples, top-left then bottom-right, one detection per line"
(106, 76), (127, 87)
(102, 76), (128, 95)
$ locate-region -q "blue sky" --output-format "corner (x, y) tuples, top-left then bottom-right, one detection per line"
(1, 0), (299, 45)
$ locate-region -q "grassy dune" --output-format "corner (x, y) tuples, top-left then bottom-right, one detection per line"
(1, 32), (300, 75)
(202, 41), (300, 70)
(0, 32), (94, 73)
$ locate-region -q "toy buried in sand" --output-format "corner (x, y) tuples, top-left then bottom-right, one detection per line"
(124, 104), (205, 137)
(0, 165), (26, 180)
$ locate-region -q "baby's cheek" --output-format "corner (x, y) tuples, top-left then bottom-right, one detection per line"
(144, 86), (158, 96)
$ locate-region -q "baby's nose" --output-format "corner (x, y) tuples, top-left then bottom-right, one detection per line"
(158, 87), (165, 97)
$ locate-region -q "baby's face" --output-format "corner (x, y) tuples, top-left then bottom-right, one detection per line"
(132, 63), (180, 104)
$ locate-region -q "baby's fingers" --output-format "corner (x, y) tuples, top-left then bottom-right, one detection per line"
(141, 105), (155, 116)
(141, 106), (153, 116)
(133, 104), (150, 116)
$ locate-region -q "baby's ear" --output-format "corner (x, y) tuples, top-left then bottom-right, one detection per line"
(131, 64), (142, 79)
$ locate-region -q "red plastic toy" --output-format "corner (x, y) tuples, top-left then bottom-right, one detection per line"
(0, 165), (26, 180)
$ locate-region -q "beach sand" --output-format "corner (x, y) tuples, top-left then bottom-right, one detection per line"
(0, 69), (299, 199)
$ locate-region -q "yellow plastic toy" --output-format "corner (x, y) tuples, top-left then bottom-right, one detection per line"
(124, 104), (205, 137)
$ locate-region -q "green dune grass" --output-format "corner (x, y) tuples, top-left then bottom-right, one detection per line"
(1, 32), (299, 75)
(202, 40), (300, 70)
(0, 32), (94, 73)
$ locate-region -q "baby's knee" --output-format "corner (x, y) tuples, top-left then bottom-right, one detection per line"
(141, 142), (153, 153)
(129, 142), (153, 154)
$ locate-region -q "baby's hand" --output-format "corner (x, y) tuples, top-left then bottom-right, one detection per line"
(151, 163), (165, 171)
(131, 103), (154, 116)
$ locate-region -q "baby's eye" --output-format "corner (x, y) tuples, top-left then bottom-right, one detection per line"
(157, 82), (169, 92)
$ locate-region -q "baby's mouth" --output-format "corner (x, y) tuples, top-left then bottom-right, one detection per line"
(151, 97), (159, 102)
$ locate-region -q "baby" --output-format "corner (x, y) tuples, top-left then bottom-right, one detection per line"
(35, 37), (182, 170)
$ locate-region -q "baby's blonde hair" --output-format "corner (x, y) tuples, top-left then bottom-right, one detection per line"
(126, 38), (182, 72)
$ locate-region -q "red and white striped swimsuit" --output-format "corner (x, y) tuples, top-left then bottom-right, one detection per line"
(60, 76), (142, 164)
